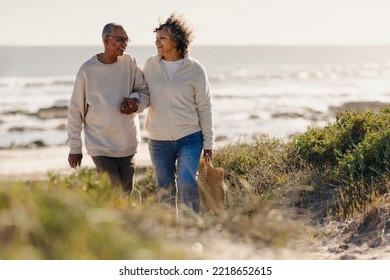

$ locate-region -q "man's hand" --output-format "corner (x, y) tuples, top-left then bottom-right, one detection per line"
(68, 153), (82, 169)
(121, 98), (139, 114)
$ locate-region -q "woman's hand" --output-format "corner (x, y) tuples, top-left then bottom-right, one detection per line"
(203, 149), (213, 162)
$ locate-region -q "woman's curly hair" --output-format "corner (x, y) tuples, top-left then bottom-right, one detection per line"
(154, 13), (194, 56)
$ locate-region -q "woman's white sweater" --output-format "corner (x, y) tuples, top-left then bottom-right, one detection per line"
(143, 54), (214, 150)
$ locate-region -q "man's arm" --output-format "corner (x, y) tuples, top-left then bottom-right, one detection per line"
(67, 72), (86, 167)
(130, 62), (149, 112)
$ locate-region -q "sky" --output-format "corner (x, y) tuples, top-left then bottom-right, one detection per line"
(1, 0), (390, 46)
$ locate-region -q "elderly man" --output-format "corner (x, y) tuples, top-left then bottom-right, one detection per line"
(67, 23), (149, 193)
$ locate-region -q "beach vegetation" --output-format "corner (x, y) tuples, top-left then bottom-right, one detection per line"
(291, 108), (390, 218)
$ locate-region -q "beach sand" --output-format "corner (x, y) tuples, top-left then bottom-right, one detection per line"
(0, 142), (152, 181)
(0, 140), (230, 181)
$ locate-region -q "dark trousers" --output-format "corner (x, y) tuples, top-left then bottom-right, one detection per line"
(91, 155), (135, 193)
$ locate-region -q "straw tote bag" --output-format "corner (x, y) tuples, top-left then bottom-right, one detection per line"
(197, 159), (227, 214)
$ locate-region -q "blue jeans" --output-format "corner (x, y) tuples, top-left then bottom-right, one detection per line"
(148, 131), (203, 213)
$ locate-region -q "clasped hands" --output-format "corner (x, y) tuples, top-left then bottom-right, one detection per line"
(120, 98), (139, 114)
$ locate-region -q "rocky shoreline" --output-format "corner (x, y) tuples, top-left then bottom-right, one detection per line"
(1, 101), (389, 150)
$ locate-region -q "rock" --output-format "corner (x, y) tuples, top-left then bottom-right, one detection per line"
(25, 140), (48, 148)
(2, 109), (32, 116)
(272, 112), (305, 118)
(215, 135), (229, 142)
(249, 114), (260, 119)
(35, 106), (68, 119)
(55, 123), (67, 130)
(8, 126), (44, 132)
(340, 254), (357, 260)
(330, 101), (390, 113)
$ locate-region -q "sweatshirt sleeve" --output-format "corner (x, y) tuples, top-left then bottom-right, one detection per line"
(129, 59), (149, 112)
(67, 71), (86, 154)
(195, 66), (214, 150)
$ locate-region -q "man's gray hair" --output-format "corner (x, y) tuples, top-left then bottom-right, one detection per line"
(102, 23), (122, 39)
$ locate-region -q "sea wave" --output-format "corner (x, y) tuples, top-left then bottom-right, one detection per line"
(1, 61), (390, 88)
(208, 62), (390, 82)
(0, 75), (75, 89)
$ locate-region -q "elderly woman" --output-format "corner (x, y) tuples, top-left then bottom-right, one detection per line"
(143, 13), (214, 214)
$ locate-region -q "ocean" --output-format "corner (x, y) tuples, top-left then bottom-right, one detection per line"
(1, 45), (390, 148)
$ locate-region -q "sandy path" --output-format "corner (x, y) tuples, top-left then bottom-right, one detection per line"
(0, 143), (152, 180)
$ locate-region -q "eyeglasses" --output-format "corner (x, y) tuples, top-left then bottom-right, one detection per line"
(106, 35), (130, 44)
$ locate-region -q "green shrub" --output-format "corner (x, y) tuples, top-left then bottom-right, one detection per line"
(336, 129), (390, 181)
(291, 107), (390, 218)
(291, 108), (390, 183)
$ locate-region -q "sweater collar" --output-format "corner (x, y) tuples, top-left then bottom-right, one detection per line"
(153, 53), (192, 65)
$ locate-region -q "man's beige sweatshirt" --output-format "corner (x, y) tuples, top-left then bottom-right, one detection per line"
(67, 53), (149, 157)
(143, 54), (214, 150)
